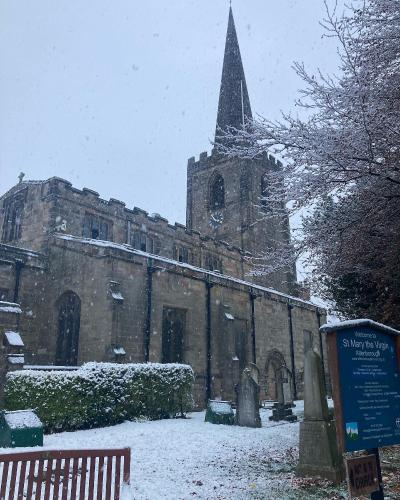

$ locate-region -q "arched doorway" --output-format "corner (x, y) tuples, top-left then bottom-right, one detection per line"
(56, 291), (81, 366)
(265, 350), (289, 401)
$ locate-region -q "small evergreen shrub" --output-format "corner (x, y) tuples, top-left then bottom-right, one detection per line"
(5, 362), (194, 433)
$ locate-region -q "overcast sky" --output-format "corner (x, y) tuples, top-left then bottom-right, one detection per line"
(0, 0), (342, 235)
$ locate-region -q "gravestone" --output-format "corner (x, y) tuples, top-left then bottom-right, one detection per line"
(269, 367), (297, 422)
(235, 366), (261, 428)
(296, 349), (343, 483)
(205, 400), (234, 425)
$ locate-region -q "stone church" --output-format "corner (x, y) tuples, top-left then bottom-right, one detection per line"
(0, 8), (327, 406)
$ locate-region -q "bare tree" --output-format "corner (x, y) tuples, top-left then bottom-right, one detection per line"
(217, 0), (400, 323)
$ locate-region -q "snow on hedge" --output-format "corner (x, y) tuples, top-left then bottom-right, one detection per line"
(5, 362), (194, 433)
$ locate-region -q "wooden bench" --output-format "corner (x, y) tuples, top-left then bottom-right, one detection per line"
(0, 447), (130, 499)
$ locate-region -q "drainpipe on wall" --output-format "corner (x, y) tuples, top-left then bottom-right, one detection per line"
(205, 278), (213, 404)
(144, 258), (154, 363)
(287, 302), (297, 400)
(249, 290), (257, 365)
(13, 259), (24, 303)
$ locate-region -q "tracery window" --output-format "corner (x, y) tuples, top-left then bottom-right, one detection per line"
(173, 245), (191, 264)
(1, 191), (26, 242)
(162, 307), (185, 363)
(130, 229), (159, 254)
(82, 213), (110, 240)
(209, 174), (225, 210)
(204, 253), (223, 273)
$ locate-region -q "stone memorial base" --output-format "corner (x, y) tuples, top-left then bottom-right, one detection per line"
(296, 420), (344, 483)
(269, 403), (297, 422)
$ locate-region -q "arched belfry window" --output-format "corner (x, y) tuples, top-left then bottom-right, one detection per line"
(56, 291), (81, 366)
(209, 174), (225, 210)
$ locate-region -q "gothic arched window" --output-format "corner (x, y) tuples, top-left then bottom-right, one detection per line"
(56, 291), (81, 366)
(2, 191), (26, 243)
(209, 174), (225, 210)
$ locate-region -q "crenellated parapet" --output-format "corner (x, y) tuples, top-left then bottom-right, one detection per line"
(187, 149), (283, 173)
(0, 176), (251, 280)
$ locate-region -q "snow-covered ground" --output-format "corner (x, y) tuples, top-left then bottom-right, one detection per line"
(2, 402), (344, 499)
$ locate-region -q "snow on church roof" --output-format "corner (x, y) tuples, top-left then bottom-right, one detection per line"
(56, 234), (322, 310)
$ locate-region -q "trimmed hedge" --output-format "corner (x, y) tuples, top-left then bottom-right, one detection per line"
(5, 362), (194, 433)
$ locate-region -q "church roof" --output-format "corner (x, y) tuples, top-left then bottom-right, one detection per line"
(215, 7), (252, 144)
(56, 234), (321, 310)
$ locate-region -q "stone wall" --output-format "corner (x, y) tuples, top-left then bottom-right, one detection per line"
(0, 178), (250, 281)
(1, 236), (323, 406)
(186, 151), (297, 293)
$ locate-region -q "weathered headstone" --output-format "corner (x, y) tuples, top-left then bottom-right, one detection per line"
(269, 367), (297, 422)
(296, 349), (343, 483)
(205, 400), (234, 425)
(235, 366), (261, 428)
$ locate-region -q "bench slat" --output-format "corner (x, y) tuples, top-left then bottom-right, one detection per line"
(26, 460), (35, 499)
(17, 460), (27, 500)
(123, 450), (130, 486)
(34, 458), (45, 499)
(53, 458), (63, 500)
(61, 457), (70, 500)
(43, 458), (53, 500)
(88, 456), (96, 500)
(70, 456), (79, 500)
(9, 459), (18, 499)
(105, 455), (113, 500)
(97, 456), (104, 500)
(79, 457), (88, 499)
(0, 461), (9, 500)
(114, 455), (121, 500)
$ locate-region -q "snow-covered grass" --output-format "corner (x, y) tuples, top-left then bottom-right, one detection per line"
(1, 402), (345, 499)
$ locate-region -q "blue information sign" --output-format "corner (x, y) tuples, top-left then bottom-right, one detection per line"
(336, 326), (400, 452)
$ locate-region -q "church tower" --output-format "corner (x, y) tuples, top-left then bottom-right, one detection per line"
(186, 7), (296, 293)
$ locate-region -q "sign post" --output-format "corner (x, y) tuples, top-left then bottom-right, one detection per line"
(321, 319), (400, 499)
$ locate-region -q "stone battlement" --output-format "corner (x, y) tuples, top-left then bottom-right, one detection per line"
(187, 150), (283, 172)
(0, 177), (249, 264)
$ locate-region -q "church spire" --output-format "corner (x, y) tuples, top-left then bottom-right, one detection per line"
(215, 7), (252, 143)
